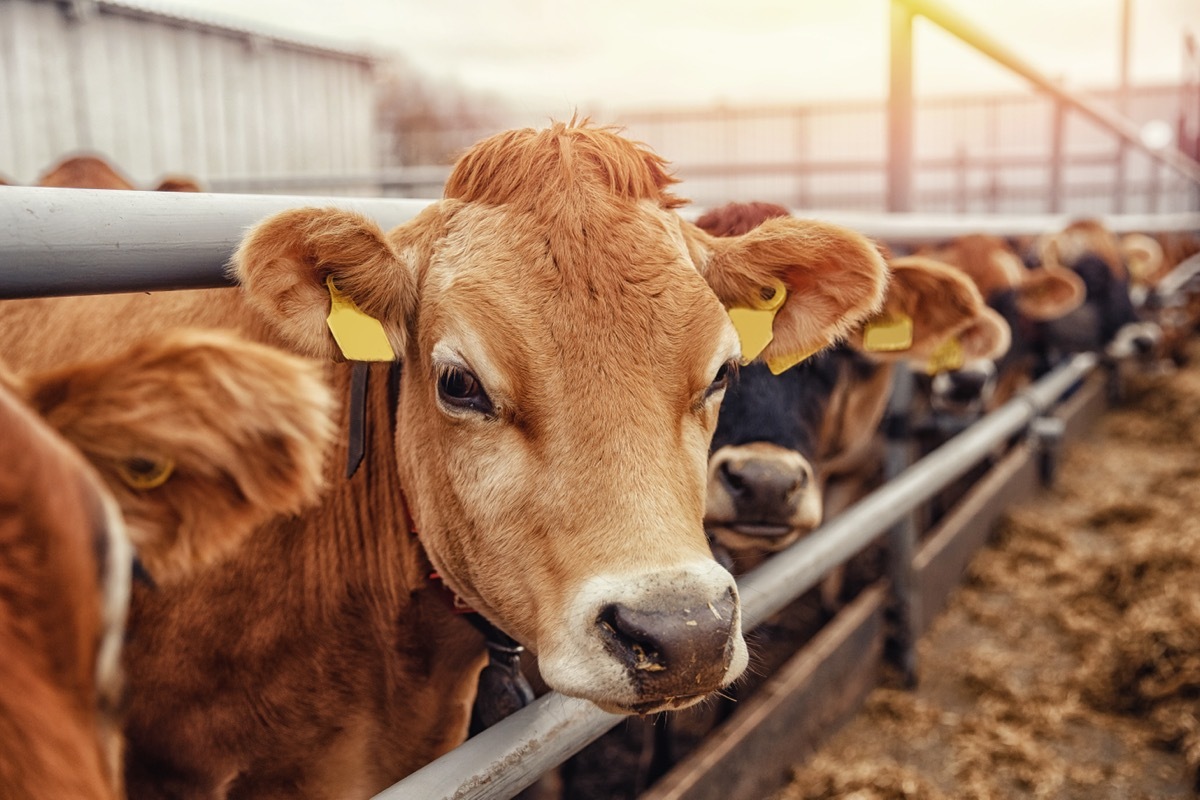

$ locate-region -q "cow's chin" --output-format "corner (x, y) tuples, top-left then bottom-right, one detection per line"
(708, 522), (809, 554)
(592, 693), (709, 716)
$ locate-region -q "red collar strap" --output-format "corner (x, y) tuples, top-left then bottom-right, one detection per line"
(428, 570), (477, 614)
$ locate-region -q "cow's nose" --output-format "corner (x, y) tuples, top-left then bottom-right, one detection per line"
(718, 457), (805, 510)
(598, 590), (736, 692)
(948, 368), (991, 400)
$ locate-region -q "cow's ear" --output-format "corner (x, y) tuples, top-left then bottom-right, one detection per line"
(954, 307), (1012, 362)
(690, 217), (888, 366)
(232, 207), (423, 360)
(1016, 267), (1085, 320)
(845, 256), (987, 363)
(23, 330), (336, 584)
(1121, 233), (1164, 284)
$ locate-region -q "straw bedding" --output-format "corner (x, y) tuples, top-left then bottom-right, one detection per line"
(779, 352), (1200, 799)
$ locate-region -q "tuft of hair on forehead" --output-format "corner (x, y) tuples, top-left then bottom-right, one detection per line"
(444, 117), (687, 212)
(696, 201), (791, 238)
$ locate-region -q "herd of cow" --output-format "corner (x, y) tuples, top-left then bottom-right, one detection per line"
(2, 121), (1197, 800)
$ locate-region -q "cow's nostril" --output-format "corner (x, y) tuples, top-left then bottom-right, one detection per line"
(597, 604), (666, 673)
(718, 461), (747, 496)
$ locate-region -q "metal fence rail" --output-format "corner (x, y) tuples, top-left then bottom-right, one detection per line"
(3, 186), (1199, 297)
(377, 352), (1098, 800)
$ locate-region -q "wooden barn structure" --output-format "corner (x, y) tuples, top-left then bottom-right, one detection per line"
(0, 0), (378, 189)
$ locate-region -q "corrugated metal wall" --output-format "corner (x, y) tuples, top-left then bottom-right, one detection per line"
(0, 0), (378, 189)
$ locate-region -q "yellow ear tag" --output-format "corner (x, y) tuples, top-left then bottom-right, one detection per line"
(727, 281), (787, 364)
(862, 312), (914, 352)
(767, 344), (822, 375)
(926, 336), (965, 375)
(117, 457), (175, 491)
(325, 276), (396, 362)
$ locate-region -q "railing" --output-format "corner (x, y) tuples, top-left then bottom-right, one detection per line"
(3, 185), (1199, 298)
(888, 0), (1200, 213)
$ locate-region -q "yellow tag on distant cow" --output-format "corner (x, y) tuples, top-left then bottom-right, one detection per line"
(926, 336), (965, 375)
(862, 312), (914, 352)
(767, 345), (821, 375)
(325, 276), (395, 362)
(727, 281), (787, 364)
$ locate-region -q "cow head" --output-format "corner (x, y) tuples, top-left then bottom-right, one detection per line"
(12, 330), (336, 586)
(1038, 219), (1161, 362)
(232, 121), (888, 714)
(700, 203), (1005, 559)
(36, 154), (136, 190)
(922, 234), (1085, 406)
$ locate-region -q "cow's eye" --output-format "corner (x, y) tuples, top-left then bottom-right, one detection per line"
(117, 456), (175, 490)
(437, 366), (495, 416)
(705, 360), (737, 399)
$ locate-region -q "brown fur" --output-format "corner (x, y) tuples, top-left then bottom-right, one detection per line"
(154, 176), (203, 192)
(0, 121), (890, 797)
(14, 330), (336, 585)
(1043, 218), (1127, 281)
(0, 386), (124, 800)
(923, 233), (1085, 321)
(38, 155), (136, 190)
(34, 154), (202, 193)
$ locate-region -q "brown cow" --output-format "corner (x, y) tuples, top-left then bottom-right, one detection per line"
(921, 233), (1085, 406)
(4, 329), (336, 585)
(153, 176), (203, 192)
(0, 381), (131, 800)
(37, 155), (137, 190)
(0, 120), (889, 797)
(35, 154), (204, 192)
(0, 330), (335, 798)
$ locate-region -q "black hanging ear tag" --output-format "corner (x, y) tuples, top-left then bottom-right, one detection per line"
(346, 362), (370, 479)
(469, 637), (536, 736)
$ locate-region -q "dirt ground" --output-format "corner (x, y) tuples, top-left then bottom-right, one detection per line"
(777, 354), (1200, 800)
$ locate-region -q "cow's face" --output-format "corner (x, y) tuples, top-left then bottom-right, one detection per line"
(924, 235), (1085, 406)
(707, 359), (830, 555)
(233, 122), (888, 714)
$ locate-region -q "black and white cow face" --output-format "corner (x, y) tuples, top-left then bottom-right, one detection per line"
(1044, 254), (1159, 362)
(705, 356), (841, 555)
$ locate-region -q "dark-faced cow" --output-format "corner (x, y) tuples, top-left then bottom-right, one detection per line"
(698, 203), (1008, 566)
(921, 233), (1086, 407)
(1039, 219), (1161, 361)
(0, 121), (889, 797)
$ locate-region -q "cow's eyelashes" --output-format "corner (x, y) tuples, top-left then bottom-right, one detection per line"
(704, 360), (738, 399)
(437, 365), (495, 416)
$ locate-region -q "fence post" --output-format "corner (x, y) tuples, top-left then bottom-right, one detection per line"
(883, 365), (920, 688)
(1049, 99), (1065, 213)
(955, 144), (968, 213)
(888, 0), (915, 213)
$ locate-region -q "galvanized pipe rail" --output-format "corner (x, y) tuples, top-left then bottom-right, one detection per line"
(376, 352), (1099, 800)
(3, 186), (1199, 297)
(0, 188), (429, 297)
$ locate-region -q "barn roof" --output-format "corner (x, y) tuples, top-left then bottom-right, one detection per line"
(54, 0), (378, 66)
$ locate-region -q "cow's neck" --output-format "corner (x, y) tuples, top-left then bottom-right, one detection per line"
(291, 361), (430, 617)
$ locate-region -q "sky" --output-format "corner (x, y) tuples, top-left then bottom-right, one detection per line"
(140, 0), (1200, 121)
